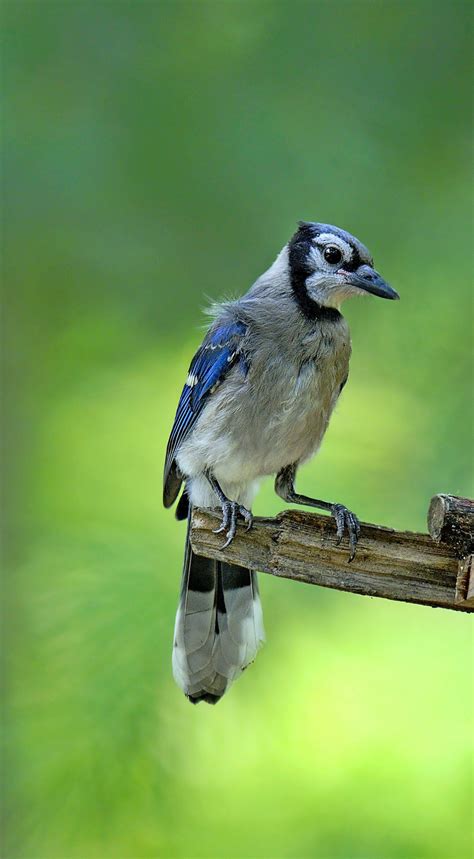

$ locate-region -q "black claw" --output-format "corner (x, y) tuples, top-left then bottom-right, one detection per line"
(240, 506), (253, 531)
(213, 501), (230, 534)
(331, 503), (360, 561)
(222, 529), (235, 550)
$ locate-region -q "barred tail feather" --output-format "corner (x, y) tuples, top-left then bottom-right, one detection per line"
(172, 516), (265, 704)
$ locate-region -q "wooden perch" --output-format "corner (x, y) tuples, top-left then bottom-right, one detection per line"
(190, 494), (474, 613)
(427, 493), (474, 555)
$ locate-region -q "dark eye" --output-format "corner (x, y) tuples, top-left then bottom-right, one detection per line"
(323, 246), (343, 265)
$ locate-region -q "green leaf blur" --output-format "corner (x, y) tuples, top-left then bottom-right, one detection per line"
(3, 2), (473, 858)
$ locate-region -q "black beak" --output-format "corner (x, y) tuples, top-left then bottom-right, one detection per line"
(340, 264), (400, 300)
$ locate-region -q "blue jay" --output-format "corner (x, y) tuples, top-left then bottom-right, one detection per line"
(164, 221), (399, 704)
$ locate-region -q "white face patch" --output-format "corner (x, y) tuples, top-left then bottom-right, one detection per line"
(303, 231), (369, 308)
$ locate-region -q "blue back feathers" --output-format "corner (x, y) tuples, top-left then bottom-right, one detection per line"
(163, 321), (247, 507)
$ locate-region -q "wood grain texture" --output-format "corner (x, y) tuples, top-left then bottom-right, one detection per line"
(427, 494), (474, 556)
(190, 508), (473, 613)
(455, 554), (474, 608)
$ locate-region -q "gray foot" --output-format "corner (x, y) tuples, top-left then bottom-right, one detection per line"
(331, 504), (361, 562)
(213, 500), (253, 549)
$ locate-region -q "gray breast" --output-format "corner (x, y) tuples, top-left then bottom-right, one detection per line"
(177, 315), (351, 486)
(240, 317), (351, 474)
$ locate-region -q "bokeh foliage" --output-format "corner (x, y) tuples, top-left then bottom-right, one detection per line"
(2, 2), (473, 858)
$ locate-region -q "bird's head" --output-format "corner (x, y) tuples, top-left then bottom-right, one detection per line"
(287, 221), (399, 315)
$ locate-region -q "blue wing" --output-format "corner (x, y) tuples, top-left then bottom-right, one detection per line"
(163, 320), (248, 507)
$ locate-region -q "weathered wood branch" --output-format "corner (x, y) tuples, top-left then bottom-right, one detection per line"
(427, 493), (474, 556)
(454, 554), (474, 609)
(190, 495), (474, 613)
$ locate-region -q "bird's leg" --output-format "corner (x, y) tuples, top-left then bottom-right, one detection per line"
(205, 471), (253, 549)
(275, 463), (360, 562)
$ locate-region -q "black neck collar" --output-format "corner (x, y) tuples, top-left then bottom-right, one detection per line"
(288, 234), (342, 323)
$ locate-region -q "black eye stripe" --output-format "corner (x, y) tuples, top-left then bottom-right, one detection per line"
(288, 231), (343, 323)
(316, 241), (367, 270)
(340, 248), (362, 272)
(287, 222), (375, 320)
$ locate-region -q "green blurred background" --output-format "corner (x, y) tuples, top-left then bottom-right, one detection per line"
(3, 2), (473, 857)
